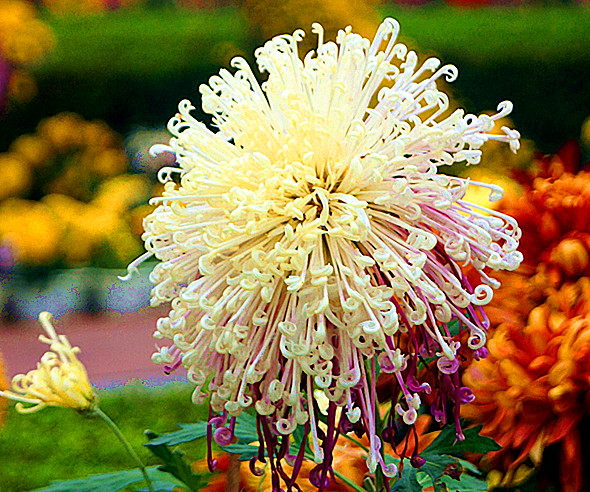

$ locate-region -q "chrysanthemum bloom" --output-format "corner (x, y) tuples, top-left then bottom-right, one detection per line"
(464, 279), (590, 492)
(197, 438), (367, 492)
(129, 19), (522, 489)
(0, 312), (97, 413)
(195, 413), (438, 492)
(463, 147), (590, 491)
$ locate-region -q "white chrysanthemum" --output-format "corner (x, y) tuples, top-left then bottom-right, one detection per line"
(125, 19), (522, 477)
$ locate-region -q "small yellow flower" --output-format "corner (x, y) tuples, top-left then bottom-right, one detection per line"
(0, 312), (97, 414)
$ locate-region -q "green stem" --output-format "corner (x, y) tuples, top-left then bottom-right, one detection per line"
(370, 359), (385, 492)
(342, 433), (370, 454)
(304, 453), (366, 492)
(94, 407), (154, 492)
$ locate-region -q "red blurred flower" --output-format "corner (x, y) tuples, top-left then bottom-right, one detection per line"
(463, 142), (590, 491)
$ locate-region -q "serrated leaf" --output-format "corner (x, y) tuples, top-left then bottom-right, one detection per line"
(222, 442), (259, 461)
(426, 424), (501, 456)
(391, 454), (458, 492)
(438, 472), (489, 491)
(419, 453), (458, 485)
(145, 422), (208, 447)
(145, 433), (207, 491)
(33, 466), (185, 492)
(390, 459), (422, 492)
(145, 412), (258, 448)
(455, 457), (484, 475)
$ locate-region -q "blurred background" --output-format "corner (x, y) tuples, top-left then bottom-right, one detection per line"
(0, 0), (589, 490)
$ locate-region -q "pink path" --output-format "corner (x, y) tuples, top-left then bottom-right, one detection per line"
(0, 306), (187, 389)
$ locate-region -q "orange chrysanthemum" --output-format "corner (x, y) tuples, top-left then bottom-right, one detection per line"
(463, 143), (590, 492)
(196, 438), (366, 492)
(194, 414), (440, 492)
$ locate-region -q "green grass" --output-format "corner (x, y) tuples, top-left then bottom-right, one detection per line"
(0, 382), (208, 492)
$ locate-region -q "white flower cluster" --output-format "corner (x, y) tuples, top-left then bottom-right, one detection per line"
(126, 18), (522, 471)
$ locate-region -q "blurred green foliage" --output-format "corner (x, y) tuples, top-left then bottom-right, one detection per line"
(0, 7), (254, 150)
(0, 5), (588, 153)
(379, 5), (590, 63)
(0, 382), (207, 491)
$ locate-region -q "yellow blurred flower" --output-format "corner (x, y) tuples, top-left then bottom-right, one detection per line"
(80, 205), (122, 241)
(0, 113), (151, 267)
(89, 148), (130, 178)
(0, 198), (62, 265)
(0, 0), (54, 65)
(92, 174), (150, 212)
(42, 193), (95, 266)
(37, 112), (85, 152)
(9, 133), (52, 168)
(0, 154), (32, 200)
(82, 120), (119, 149)
(0, 0), (54, 107)
(0, 312), (97, 414)
(128, 203), (153, 238)
(6, 68), (38, 103)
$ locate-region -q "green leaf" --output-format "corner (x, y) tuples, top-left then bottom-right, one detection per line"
(221, 442), (259, 461)
(144, 422), (208, 447)
(455, 457), (483, 475)
(447, 318), (461, 337)
(438, 473), (489, 492)
(419, 454), (458, 486)
(426, 424), (501, 456)
(145, 431), (208, 492)
(144, 412), (258, 448)
(389, 459), (423, 492)
(233, 413), (259, 444)
(32, 467), (185, 492)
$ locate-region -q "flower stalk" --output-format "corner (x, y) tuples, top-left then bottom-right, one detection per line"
(92, 407), (154, 492)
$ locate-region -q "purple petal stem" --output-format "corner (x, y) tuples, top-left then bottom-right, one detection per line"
(259, 414), (281, 491)
(288, 421), (309, 489)
(163, 357), (183, 375)
(206, 406), (216, 472)
(451, 372), (466, 441)
(249, 456), (265, 477)
(318, 401), (338, 492)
